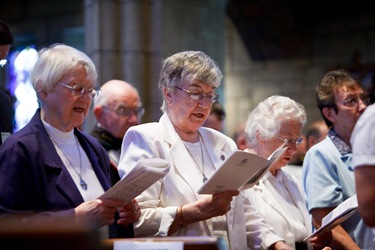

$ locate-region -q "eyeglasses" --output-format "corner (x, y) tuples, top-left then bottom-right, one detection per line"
(0, 59), (7, 68)
(102, 106), (145, 118)
(59, 83), (100, 98)
(277, 136), (303, 147)
(342, 96), (368, 107)
(175, 86), (219, 103)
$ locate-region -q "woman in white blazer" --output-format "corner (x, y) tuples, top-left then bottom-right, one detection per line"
(243, 95), (332, 250)
(118, 51), (290, 250)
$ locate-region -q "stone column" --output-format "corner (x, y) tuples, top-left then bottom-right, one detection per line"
(84, 0), (163, 131)
(83, 0), (225, 131)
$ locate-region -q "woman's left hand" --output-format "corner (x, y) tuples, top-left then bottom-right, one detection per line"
(117, 199), (141, 226)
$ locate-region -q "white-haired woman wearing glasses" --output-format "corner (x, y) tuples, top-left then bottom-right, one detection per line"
(243, 95), (332, 250)
(0, 44), (139, 238)
(118, 51), (290, 250)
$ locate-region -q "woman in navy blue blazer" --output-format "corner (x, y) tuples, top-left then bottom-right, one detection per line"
(0, 44), (140, 238)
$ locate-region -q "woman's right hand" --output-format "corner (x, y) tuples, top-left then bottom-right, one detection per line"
(168, 190), (239, 235)
(186, 190), (240, 222)
(201, 190), (240, 218)
(74, 199), (124, 229)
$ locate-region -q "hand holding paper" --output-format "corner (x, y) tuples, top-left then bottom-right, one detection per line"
(303, 194), (358, 242)
(99, 158), (170, 204)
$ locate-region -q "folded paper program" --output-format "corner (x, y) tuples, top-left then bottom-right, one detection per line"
(303, 194), (358, 242)
(99, 158), (170, 203)
(198, 147), (287, 194)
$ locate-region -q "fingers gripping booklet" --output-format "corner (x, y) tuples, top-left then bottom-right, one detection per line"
(198, 147), (287, 194)
(303, 194), (359, 242)
(99, 158), (170, 203)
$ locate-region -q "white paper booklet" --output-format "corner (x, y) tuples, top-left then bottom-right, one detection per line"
(198, 147), (287, 194)
(303, 194), (358, 241)
(99, 158), (170, 203)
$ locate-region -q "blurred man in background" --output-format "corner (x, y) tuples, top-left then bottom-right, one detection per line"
(202, 101), (226, 132)
(91, 79), (144, 183)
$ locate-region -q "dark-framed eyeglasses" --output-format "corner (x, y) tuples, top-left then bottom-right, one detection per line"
(102, 106), (145, 118)
(277, 136), (303, 147)
(174, 86), (219, 103)
(58, 82), (100, 98)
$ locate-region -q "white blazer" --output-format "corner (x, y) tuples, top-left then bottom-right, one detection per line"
(245, 170), (313, 250)
(118, 113), (284, 250)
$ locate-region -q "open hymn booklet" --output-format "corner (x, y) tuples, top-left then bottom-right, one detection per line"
(198, 146), (287, 194)
(99, 158), (170, 203)
(303, 194), (358, 242)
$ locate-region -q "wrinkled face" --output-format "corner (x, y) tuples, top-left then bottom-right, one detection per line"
(100, 92), (143, 139)
(264, 120), (303, 170)
(40, 65), (94, 132)
(165, 80), (217, 136)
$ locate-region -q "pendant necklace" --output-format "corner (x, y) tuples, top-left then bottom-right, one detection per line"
(50, 135), (88, 191)
(184, 133), (208, 183)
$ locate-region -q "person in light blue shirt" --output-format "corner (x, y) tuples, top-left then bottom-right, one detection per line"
(303, 69), (375, 250)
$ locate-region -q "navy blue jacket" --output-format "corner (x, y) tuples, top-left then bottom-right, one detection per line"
(0, 109), (110, 224)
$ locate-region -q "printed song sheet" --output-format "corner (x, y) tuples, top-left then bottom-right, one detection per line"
(99, 158), (170, 203)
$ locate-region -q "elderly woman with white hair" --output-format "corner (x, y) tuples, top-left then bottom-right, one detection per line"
(243, 95), (332, 250)
(0, 44), (139, 237)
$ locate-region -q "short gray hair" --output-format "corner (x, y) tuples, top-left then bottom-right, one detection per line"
(158, 51), (223, 112)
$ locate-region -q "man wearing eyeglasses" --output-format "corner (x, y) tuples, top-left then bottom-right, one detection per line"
(0, 20), (14, 145)
(91, 79), (144, 185)
(303, 69), (375, 249)
(91, 79), (143, 239)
